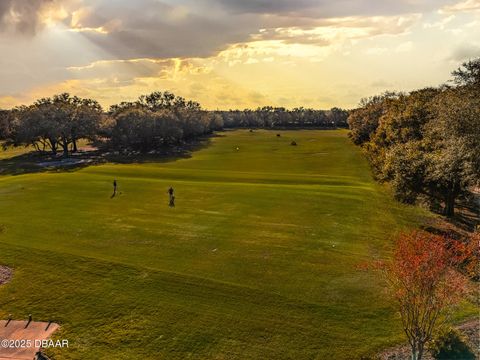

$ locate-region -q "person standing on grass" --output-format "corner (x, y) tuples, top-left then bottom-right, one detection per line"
(112, 179), (117, 198)
(168, 186), (175, 207)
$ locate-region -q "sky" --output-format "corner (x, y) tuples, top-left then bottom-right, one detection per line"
(0, 0), (479, 110)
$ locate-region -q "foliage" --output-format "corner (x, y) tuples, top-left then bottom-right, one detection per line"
(110, 108), (183, 152)
(348, 58), (480, 216)
(219, 106), (349, 129)
(138, 91), (202, 112)
(0, 110), (13, 140)
(6, 93), (102, 156)
(455, 232), (480, 280)
(107, 92), (223, 152)
(452, 58), (480, 87)
(348, 92), (399, 145)
(375, 231), (469, 360)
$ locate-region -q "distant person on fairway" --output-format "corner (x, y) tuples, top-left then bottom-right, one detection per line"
(111, 179), (117, 198)
(168, 187), (175, 207)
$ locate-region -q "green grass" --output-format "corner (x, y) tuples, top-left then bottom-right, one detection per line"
(0, 130), (469, 359)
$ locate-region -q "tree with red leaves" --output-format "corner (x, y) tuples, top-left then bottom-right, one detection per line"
(376, 231), (469, 360)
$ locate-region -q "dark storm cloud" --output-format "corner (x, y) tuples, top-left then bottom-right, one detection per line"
(0, 0), (54, 35)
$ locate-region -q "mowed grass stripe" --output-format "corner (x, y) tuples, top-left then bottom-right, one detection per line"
(84, 165), (373, 187)
(0, 176), (400, 287)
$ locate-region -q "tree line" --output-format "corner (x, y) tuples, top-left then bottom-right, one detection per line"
(348, 58), (480, 217)
(217, 107), (349, 129)
(0, 91), (224, 157)
(0, 92), (348, 157)
(1, 94), (103, 156)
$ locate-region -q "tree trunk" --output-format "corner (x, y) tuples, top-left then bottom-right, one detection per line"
(417, 343), (424, 360)
(411, 343), (417, 360)
(72, 138), (78, 153)
(48, 138), (57, 155)
(444, 191), (456, 217)
(32, 142), (40, 153)
(61, 138), (69, 158)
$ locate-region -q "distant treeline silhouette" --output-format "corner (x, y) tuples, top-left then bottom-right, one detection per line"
(217, 107), (349, 129)
(348, 58), (480, 217)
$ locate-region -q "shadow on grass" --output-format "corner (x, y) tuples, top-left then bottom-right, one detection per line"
(419, 197), (479, 239)
(446, 205), (479, 232)
(0, 136), (215, 177)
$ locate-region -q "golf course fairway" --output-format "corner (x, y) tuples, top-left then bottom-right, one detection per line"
(0, 129), (446, 359)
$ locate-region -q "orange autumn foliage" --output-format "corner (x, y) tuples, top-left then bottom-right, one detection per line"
(373, 231), (471, 360)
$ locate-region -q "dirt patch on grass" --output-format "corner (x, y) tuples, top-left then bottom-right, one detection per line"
(377, 320), (479, 360)
(0, 265), (13, 286)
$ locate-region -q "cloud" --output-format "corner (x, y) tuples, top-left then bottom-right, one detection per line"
(439, 0), (480, 13)
(423, 14), (455, 29)
(68, 1), (258, 59)
(67, 58), (212, 84)
(210, 0), (314, 14)
(210, 0), (457, 17)
(450, 44), (480, 60)
(55, 0), (432, 60)
(0, 0), (448, 59)
(0, 65), (273, 110)
(0, 0), (71, 35)
(252, 14), (421, 46)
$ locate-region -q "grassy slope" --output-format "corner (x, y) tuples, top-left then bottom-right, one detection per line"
(0, 130), (467, 359)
